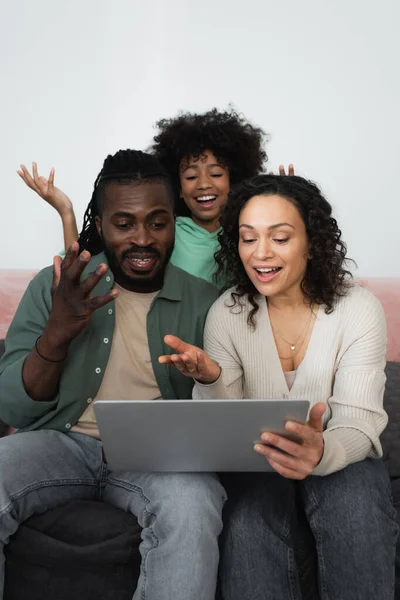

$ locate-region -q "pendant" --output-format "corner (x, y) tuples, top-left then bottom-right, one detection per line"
(290, 345), (295, 351)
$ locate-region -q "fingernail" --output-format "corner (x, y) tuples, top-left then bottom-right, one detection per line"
(286, 422), (295, 431)
(262, 433), (271, 442)
(254, 444), (263, 452)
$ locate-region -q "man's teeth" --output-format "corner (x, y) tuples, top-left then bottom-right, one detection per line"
(130, 258), (153, 263)
(197, 195), (217, 202)
(256, 267), (281, 273)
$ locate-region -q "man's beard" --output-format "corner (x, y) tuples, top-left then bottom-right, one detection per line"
(103, 242), (174, 293)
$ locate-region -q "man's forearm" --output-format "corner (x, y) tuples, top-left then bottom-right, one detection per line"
(22, 328), (70, 402)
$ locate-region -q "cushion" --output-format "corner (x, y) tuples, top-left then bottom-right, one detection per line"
(4, 500), (142, 600)
(359, 279), (400, 362)
(0, 340), (6, 437)
(381, 362), (400, 477)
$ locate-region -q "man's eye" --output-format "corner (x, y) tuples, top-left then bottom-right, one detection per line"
(151, 222), (167, 230)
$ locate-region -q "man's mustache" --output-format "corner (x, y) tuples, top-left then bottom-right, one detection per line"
(122, 246), (161, 259)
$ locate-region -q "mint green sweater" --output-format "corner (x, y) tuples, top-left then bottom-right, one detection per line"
(170, 217), (223, 287)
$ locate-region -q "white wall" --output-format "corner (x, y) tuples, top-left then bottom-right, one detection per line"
(1, 0), (399, 275)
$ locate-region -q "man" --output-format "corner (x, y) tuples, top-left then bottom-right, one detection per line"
(0, 150), (225, 600)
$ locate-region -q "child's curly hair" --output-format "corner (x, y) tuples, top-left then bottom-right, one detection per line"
(150, 107), (268, 216)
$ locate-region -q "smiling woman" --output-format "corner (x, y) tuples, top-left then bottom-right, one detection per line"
(216, 174), (351, 323)
(160, 173), (397, 600)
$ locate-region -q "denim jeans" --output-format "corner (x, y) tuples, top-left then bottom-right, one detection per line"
(219, 459), (398, 600)
(0, 430), (226, 600)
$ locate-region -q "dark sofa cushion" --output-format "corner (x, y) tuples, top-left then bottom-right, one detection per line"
(4, 499), (142, 600)
(381, 362), (400, 477)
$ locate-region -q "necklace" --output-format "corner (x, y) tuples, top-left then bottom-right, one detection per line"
(273, 306), (314, 351)
(277, 324), (311, 360)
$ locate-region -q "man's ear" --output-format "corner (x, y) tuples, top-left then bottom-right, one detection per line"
(95, 216), (102, 238)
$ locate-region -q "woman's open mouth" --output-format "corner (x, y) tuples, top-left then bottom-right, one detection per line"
(254, 266), (282, 283)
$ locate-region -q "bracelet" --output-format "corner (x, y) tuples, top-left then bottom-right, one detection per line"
(35, 336), (67, 363)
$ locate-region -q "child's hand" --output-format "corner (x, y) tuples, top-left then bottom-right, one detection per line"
(18, 162), (73, 217)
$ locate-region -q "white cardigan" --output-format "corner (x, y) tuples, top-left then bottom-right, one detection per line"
(193, 283), (387, 476)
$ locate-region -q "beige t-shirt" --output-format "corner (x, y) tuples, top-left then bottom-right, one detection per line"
(71, 285), (161, 439)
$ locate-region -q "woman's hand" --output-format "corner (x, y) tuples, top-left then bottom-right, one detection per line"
(18, 162), (73, 217)
(254, 402), (326, 479)
(159, 335), (221, 384)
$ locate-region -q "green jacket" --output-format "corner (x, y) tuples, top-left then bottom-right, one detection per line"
(0, 253), (219, 433)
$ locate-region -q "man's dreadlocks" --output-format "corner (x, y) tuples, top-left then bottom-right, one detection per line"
(78, 149), (174, 255)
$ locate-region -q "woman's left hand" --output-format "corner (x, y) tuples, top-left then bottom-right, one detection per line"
(254, 402), (326, 479)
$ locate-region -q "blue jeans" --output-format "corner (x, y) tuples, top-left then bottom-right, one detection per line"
(0, 430), (226, 600)
(219, 459), (398, 600)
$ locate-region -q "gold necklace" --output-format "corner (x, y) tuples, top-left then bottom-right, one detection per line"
(277, 323), (311, 360)
(273, 306), (314, 351)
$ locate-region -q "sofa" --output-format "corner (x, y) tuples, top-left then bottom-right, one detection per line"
(0, 270), (399, 599)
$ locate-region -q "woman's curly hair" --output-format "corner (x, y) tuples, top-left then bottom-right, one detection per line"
(150, 107), (268, 216)
(216, 174), (354, 326)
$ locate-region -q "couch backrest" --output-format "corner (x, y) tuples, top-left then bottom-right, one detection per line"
(0, 270), (37, 339)
(358, 279), (400, 363)
(0, 270), (399, 362)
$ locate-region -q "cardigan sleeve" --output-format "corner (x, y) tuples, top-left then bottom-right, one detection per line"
(193, 297), (244, 400)
(313, 291), (387, 476)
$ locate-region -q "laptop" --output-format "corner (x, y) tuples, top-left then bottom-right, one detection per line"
(94, 399), (309, 472)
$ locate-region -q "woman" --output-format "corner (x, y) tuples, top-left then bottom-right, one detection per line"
(159, 174), (398, 599)
(18, 108), (277, 285)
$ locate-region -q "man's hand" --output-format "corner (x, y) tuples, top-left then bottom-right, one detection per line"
(254, 402), (326, 479)
(159, 335), (221, 384)
(41, 242), (118, 357)
(18, 162), (73, 217)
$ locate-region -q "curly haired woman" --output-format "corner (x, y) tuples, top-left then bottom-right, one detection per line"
(18, 108), (271, 285)
(159, 174), (399, 600)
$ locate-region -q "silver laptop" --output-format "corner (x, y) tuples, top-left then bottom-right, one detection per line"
(94, 399), (309, 472)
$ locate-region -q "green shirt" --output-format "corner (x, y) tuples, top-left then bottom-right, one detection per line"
(170, 217), (224, 287)
(0, 252), (219, 433)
